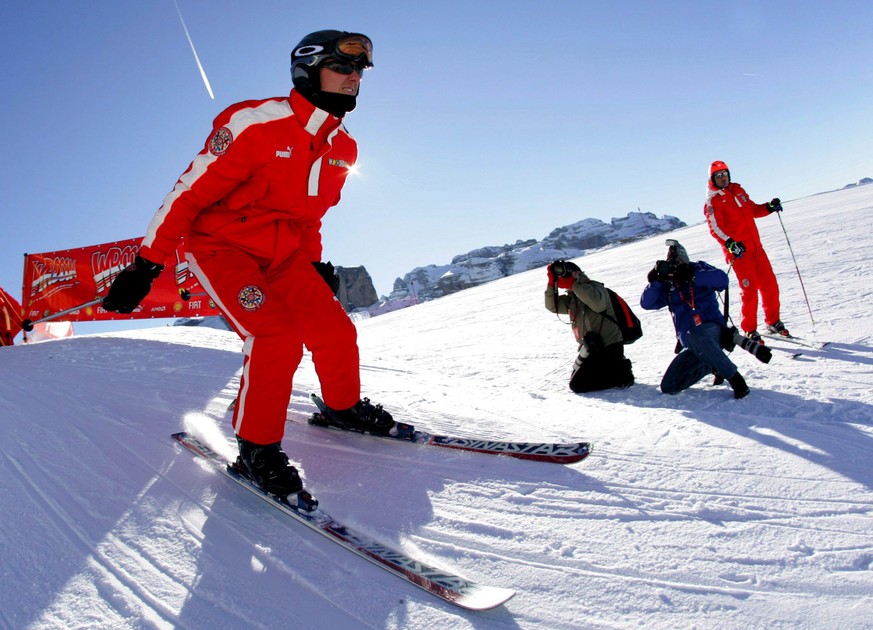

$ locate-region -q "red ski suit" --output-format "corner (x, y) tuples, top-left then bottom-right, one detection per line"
(704, 181), (781, 333)
(140, 89), (360, 444)
(1, 286), (23, 346)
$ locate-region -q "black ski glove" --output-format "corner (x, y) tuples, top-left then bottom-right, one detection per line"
(767, 198), (783, 213)
(102, 255), (164, 314)
(312, 261), (340, 296)
(725, 238), (746, 259)
(648, 262), (670, 284)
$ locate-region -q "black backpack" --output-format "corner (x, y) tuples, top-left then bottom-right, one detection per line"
(602, 288), (643, 344)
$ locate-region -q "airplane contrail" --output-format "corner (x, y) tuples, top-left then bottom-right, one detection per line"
(172, 0), (215, 99)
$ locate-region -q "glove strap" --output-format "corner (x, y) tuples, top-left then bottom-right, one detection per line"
(134, 255), (164, 278)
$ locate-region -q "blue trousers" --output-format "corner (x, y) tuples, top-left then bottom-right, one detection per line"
(660, 323), (738, 394)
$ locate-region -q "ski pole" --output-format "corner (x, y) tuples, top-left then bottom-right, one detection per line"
(776, 212), (816, 329)
(179, 288), (209, 301)
(21, 297), (103, 332)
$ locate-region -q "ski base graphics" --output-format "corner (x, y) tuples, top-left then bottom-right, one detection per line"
(309, 393), (591, 464)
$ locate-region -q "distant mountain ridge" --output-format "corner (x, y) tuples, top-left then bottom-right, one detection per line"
(367, 210), (685, 315)
(842, 177), (873, 189)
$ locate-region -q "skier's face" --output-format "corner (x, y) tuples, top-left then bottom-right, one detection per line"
(319, 66), (361, 96)
(713, 170), (730, 189)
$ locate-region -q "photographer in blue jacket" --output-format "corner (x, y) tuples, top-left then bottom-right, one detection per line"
(640, 240), (755, 399)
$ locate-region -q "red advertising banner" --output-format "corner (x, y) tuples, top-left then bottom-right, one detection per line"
(22, 238), (221, 323)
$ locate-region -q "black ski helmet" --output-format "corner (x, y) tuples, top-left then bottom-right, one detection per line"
(290, 30), (373, 117)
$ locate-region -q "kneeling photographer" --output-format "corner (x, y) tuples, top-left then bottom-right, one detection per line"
(640, 240), (769, 399)
(544, 260), (634, 393)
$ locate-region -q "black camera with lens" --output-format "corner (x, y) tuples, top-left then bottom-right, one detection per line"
(652, 258), (694, 286)
(726, 327), (772, 364)
(550, 260), (580, 278)
(656, 259), (678, 280)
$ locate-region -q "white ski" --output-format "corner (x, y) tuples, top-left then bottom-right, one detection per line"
(171, 431), (515, 610)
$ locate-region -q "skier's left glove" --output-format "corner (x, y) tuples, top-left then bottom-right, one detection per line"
(767, 198), (783, 213)
(312, 261), (340, 295)
(102, 255), (164, 314)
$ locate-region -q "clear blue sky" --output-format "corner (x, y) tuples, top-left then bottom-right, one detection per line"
(2, 1), (871, 330)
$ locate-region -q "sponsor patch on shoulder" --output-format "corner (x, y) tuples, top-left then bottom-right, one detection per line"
(209, 127), (233, 156)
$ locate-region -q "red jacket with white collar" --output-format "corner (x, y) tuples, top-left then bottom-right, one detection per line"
(141, 89), (357, 265)
(704, 181), (770, 260)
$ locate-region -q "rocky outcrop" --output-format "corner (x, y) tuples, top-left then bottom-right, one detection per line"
(380, 211), (685, 309)
(336, 266), (379, 311)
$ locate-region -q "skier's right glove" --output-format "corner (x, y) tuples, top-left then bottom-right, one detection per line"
(725, 238), (746, 259)
(767, 198), (783, 213)
(547, 266), (557, 286)
(102, 255), (164, 314)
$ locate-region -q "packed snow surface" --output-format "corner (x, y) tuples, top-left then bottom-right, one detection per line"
(2, 185), (872, 629)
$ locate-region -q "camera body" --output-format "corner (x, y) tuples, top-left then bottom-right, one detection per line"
(656, 259), (679, 280)
(550, 260), (580, 279)
(653, 258), (688, 285)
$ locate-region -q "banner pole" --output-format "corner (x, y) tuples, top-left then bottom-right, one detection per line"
(21, 298), (104, 332)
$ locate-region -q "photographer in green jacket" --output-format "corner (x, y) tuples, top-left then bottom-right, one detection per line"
(545, 260), (634, 393)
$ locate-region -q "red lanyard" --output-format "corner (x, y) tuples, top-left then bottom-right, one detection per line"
(678, 286), (702, 326)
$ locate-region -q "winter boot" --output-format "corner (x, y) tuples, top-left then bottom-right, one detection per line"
(235, 437), (303, 497)
(766, 320), (790, 337)
(712, 369), (725, 386)
(745, 330), (763, 343)
(323, 398), (396, 436)
(728, 372), (750, 399)
(619, 359), (635, 388)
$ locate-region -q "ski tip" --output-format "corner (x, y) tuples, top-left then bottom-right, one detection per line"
(451, 585), (516, 610)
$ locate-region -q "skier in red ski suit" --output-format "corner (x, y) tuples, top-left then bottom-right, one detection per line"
(103, 31), (395, 499)
(1, 286), (23, 347)
(704, 160), (789, 340)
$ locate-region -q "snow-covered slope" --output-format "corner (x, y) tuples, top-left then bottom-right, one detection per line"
(2, 185), (872, 629)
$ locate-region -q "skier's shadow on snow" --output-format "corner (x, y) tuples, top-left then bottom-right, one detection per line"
(174, 387), (475, 624)
(689, 389), (873, 490)
(790, 341), (873, 366)
(178, 386), (526, 623)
